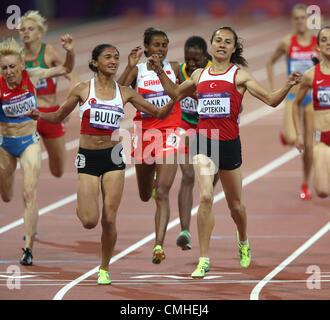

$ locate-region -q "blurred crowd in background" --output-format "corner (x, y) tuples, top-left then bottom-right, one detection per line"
(1, 0), (329, 22)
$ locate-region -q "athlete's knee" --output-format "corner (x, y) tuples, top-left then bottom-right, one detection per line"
(101, 215), (116, 232)
(1, 192), (12, 203)
(77, 211), (98, 229)
(316, 190), (328, 198)
(50, 168), (64, 178)
(155, 186), (170, 203)
(23, 184), (37, 204)
(181, 167), (195, 186)
(228, 202), (245, 217)
(139, 190), (152, 202)
(199, 191), (213, 207)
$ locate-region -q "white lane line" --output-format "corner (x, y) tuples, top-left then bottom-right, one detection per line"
(53, 148), (300, 300)
(250, 221), (330, 300)
(0, 167), (135, 235)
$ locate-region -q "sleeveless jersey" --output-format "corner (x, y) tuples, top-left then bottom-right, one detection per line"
(312, 63), (330, 111)
(180, 60), (212, 126)
(134, 60), (181, 130)
(196, 65), (242, 140)
(79, 79), (125, 135)
(0, 70), (37, 123)
(24, 43), (57, 96)
(287, 35), (319, 75)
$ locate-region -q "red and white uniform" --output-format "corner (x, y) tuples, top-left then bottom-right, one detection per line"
(287, 35), (319, 75)
(312, 63), (330, 146)
(79, 79), (124, 136)
(196, 65), (243, 140)
(134, 60), (181, 130)
(132, 60), (184, 163)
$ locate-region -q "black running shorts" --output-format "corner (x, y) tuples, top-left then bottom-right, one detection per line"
(75, 144), (126, 176)
(189, 133), (242, 171)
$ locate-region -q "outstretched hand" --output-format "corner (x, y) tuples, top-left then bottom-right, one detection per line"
(25, 109), (40, 120)
(61, 34), (74, 52)
(288, 71), (302, 86)
(128, 46), (143, 68)
(147, 54), (163, 73)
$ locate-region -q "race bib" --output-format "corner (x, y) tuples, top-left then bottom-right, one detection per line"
(2, 92), (36, 118)
(90, 103), (124, 130)
(36, 78), (48, 90)
(180, 97), (198, 114)
(317, 86), (330, 108)
(166, 132), (180, 149)
(198, 92), (230, 119)
(141, 91), (170, 118)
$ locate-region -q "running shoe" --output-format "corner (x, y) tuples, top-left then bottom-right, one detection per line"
(191, 258), (210, 278)
(97, 269), (111, 285)
(152, 245), (165, 264)
(152, 172), (157, 199)
(300, 184), (312, 200)
(176, 230), (192, 250)
(20, 248), (33, 266)
(237, 232), (251, 268)
(23, 232), (39, 241)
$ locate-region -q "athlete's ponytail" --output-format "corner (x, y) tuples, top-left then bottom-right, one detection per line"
(210, 26), (248, 67)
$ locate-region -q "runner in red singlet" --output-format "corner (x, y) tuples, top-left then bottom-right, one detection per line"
(267, 4), (319, 200)
(293, 26), (330, 199)
(149, 26), (301, 277)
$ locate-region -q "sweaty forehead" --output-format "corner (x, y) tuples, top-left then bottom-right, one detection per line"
(320, 28), (330, 38)
(150, 34), (168, 44)
(0, 54), (21, 65)
(101, 47), (119, 55)
(214, 29), (234, 40)
(20, 19), (38, 28)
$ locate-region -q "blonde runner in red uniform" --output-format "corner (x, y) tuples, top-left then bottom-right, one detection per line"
(118, 28), (183, 264)
(149, 26), (301, 277)
(293, 26), (330, 198)
(0, 35), (74, 265)
(26, 44), (175, 284)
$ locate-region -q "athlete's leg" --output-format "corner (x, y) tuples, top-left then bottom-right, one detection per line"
(76, 173), (101, 229)
(100, 169), (125, 271)
(0, 147), (17, 202)
(135, 163), (156, 201)
(19, 142), (41, 250)
(42, 135), (67, 178)
(312, 143), (330, 198)
(154, 162), (178, 247)
(193, 154), (216, 258)
(282, 98), (297, 145)
(218, 167), (247, 242)
(178, 162), (194, 232)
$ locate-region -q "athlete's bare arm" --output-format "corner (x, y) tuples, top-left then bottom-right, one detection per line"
(120, 85), (175, 119)
(266, 35), (291, 90)
(236, 68), (301, 107)
(148, 54), (198, 100)
(292, 68), (314, 152)
(25, 81), (87, 123)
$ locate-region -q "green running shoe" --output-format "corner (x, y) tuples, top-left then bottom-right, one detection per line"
(176, 230), (192, 250)
(237, 232), (251, 268)
(97, 269), (111, 285)
(191, 258), (210, 278)
(152, 245), (165, 264)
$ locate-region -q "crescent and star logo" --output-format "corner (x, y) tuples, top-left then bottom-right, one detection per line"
(88, 98), (97, 105)
(210, 82), (216, 89)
